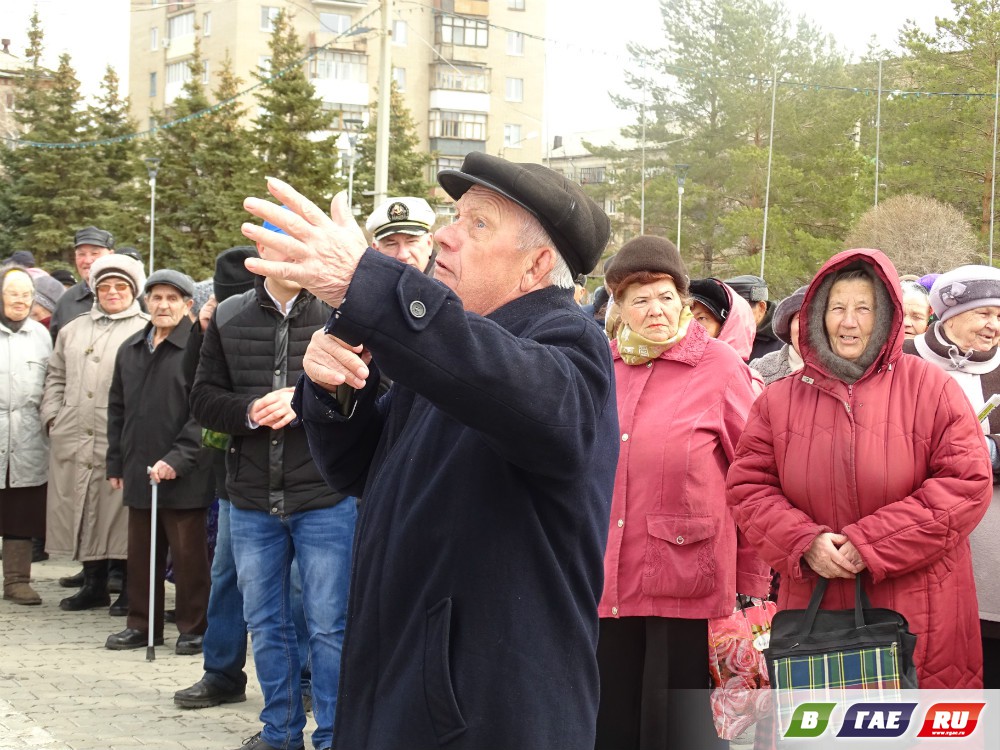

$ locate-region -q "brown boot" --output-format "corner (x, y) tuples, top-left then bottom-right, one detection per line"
(2, 538), (42, 605)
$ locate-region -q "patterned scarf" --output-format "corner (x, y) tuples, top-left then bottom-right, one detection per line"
(616, 307), (694, 365)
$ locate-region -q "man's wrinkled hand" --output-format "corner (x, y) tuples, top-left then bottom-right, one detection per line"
(303, 329), (370, 392)
(250, 387), (297, 429)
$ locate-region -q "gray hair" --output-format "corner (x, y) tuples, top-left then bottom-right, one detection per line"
(901, 279), (929, 299)
(515, 209), (574, 289)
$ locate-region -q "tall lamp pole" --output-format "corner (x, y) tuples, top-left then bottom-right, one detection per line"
(343, 118), (364, 214)
(145, 158), (161, 275)
(675, 164), (689, 253)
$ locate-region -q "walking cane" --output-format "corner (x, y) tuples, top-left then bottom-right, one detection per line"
(146, 466), (158, 662)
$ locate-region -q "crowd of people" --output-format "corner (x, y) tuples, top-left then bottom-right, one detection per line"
(0, 151), (998, 750)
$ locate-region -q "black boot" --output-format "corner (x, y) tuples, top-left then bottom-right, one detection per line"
(59, 567), (85, 588)
(107, 559), (125, 593)
(31, 538), (48, 562)
(59, 560), (111, 611)
(109, 568), (128, 616)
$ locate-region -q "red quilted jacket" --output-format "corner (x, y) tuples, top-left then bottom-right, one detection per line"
(726, 249), (991, 688)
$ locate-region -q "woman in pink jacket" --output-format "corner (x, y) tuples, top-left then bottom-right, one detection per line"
(726, 248), (991, 688)
(596, 236), (770, 750)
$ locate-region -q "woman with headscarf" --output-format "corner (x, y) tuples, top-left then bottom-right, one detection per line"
(41, 254), (149, 613)
(727, 249), (991, 689)
(749, 286), (808, 386)
(903, 265), (1000, 687)
(1, 266), (52, 604)
(596, 237), (770, 750)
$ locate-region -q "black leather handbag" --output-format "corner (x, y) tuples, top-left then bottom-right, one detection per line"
(764, 575), (918, 691)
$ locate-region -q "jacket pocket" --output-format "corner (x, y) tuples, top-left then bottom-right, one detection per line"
(225, 437), (241, 484)
(423, 597), (467, 745)
(641, 514), (718, 599)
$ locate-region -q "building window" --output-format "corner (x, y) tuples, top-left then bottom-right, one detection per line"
(149, 71), (157, 98)
(202, 12), (211, 36)
(579, 166), (606, 184)
(392, 20), (407, 45)
(505, 77), (523, 102)
(322, 102), (366, 131)
(320, 12), (351, 34)
(202, 60), (210, 84)
(504, 124), (523, 148)
(392, 66), (406, 91)
(167, 11), (196, 41)
(258, 55), (272, 75)
(506, 31), (524, 56)
(508, 0), (526, 9)
(436, 15), (488, 48)
(151, 27), (159, 51)
(312, 51), (367, 82)
(432, 63), (489, 92)
(260, 6), (281, 32)
(166, 61), (193, 85)
(430, 110), (487, 140)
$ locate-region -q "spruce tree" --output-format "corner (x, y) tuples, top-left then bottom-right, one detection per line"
(253, 9), (341, 206)
(352, 82), (434, 216)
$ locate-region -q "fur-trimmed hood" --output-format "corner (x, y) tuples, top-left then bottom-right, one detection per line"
(799, 249), (903, 384)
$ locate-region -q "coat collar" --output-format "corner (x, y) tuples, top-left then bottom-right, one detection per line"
(485, 286), (577, 331)
(611, 312), (709, 368)
(71, 280), (93, 302)
(130, 318), (193, 351)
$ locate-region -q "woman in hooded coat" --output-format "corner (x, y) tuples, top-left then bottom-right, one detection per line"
(726, 248), (991, 688)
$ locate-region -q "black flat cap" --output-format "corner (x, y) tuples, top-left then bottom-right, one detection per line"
(74, 226), (114, 249)
(724, 274), (768, 303)
(438, 152), (610, 277)
(689, 278), (730, 323)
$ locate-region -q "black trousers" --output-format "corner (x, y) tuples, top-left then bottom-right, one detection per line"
(595, 616), (728, 750)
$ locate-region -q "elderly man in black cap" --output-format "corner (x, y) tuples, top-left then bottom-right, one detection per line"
(725, 273), (783, 360)
(105, 269), (213, 655)
(49, 226), (115, 342)
(239, 153), (619, 750)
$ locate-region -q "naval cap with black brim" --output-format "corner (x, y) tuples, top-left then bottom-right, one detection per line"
(437, 152), (611, 278)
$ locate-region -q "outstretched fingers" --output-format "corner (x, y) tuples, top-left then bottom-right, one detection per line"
(266, 176), (332, 228)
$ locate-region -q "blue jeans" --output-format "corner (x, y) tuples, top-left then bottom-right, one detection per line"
(231, 500), (356, 750)
(201, 500), (312, 696)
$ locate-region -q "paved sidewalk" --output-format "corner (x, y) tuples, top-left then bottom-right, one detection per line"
(0, 555), (313, 750)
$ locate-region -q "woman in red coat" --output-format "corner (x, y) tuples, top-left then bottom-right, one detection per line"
(726, 248), (991, 688)
(596, 237), (770, 750)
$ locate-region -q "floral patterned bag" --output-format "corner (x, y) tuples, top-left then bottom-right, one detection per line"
(708, 598), (777, 740)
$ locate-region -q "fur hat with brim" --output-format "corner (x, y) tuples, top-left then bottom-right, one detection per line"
(772, 285), (808, 344)
(930, 265), (1000, 322)
(604, 236), (689, 297)
(89, 254), (145, 297)
(437, 152), (610, 277)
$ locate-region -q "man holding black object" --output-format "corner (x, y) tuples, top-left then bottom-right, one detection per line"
(240, 153), (619, 750)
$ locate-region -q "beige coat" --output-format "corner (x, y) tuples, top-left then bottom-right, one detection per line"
(41, 303), (149, 560)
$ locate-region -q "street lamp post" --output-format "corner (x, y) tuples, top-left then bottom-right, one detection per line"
(675, 164), (689, 254)
(144, 158), (161, 275)
(341, 118), (364, 214)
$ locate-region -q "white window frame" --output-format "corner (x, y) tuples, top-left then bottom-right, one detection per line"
(508, 0), (526, 9)
(167, 11), (196, 41)
(260, 6), (281, 32)
(504, 124), (523, 148)
(202, 60), (210, 84)
(392, 19), (407, 45)
(392, 66), (406, 91)
(505, 77), (523, 102)
(151, 26), (159, 52)
(149, 71), (157, 98)
(258, 55), (273, 75)
(506, 31), (525, 56)
(320, 12), (351, 34)
(430, 110), (487, 140)
(202, 12), (211, 36)
(312, 50), (367, 83)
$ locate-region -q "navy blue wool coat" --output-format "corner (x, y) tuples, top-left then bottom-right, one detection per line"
(295, 250), (619, 750)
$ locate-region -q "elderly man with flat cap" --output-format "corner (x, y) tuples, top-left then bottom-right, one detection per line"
(725, 273), (783, 360)
(49, 226), (115, 342)
(366, 196), (437, 273)
(240, 152), (619, 750)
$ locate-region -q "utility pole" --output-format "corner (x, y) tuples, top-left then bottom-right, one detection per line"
(373, 0), (393, 207)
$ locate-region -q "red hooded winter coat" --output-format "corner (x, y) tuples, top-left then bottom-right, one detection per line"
(600, 319), (771, 621)
(726, 249), (991, 688)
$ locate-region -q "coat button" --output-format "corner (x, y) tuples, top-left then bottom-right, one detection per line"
(676, 536), (685, 544)
(409, 300), (426, 318)
(229, 447), (235, 453)
(617, 518), (624, 528)
(270, 508), (278, 514)
(274, 369), (280, 376)
(271, 439), (278, 445)
(86, 429), (93, 436)
(621, 433), (629, 442)
(611, 606), (618, 615)
(87, 392), (93, 398)
(646, 362), (652, 368)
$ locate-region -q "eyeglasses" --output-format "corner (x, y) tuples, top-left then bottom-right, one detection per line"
(2, 291), (33, 302)
(96, 282), (132, 294)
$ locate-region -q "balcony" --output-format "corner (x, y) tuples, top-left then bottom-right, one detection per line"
(434, 1), (489, 17)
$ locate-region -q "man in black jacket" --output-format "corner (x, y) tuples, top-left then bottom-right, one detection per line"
(49, 226), (114, 342)
(189, 229), (354, 750)
(105, 269), (212, 655)
(242, 154), (619, 750)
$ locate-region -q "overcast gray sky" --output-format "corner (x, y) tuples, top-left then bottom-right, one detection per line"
(5, 0), (956, 139)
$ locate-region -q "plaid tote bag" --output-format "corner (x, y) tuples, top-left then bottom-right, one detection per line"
(764, 575), (918, 693)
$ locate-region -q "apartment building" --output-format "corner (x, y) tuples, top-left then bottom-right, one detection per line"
(127, 0), (546, 179)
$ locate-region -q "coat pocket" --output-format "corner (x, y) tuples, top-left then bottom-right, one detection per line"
(642, 514), (718, 599)
(423, 597), (467, 745)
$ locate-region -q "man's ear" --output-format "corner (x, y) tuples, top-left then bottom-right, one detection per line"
(520, 246), (557, 292)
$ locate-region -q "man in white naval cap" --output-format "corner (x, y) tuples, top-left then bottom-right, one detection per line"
(365, 197), (437, 274)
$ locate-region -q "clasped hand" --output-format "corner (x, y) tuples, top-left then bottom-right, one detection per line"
(804, 532), (867, 579)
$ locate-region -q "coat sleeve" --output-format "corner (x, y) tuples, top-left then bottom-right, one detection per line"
(726, 389), (834, 582)
(106, 351), (125, 479)
(329, 250), (614, 481)
(189, 312), (258, 436)
(39, 330), (67, 432)
(718, 360), (773, 597)
(842, 376), (992, 583)
(293, 368), (389, 496)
